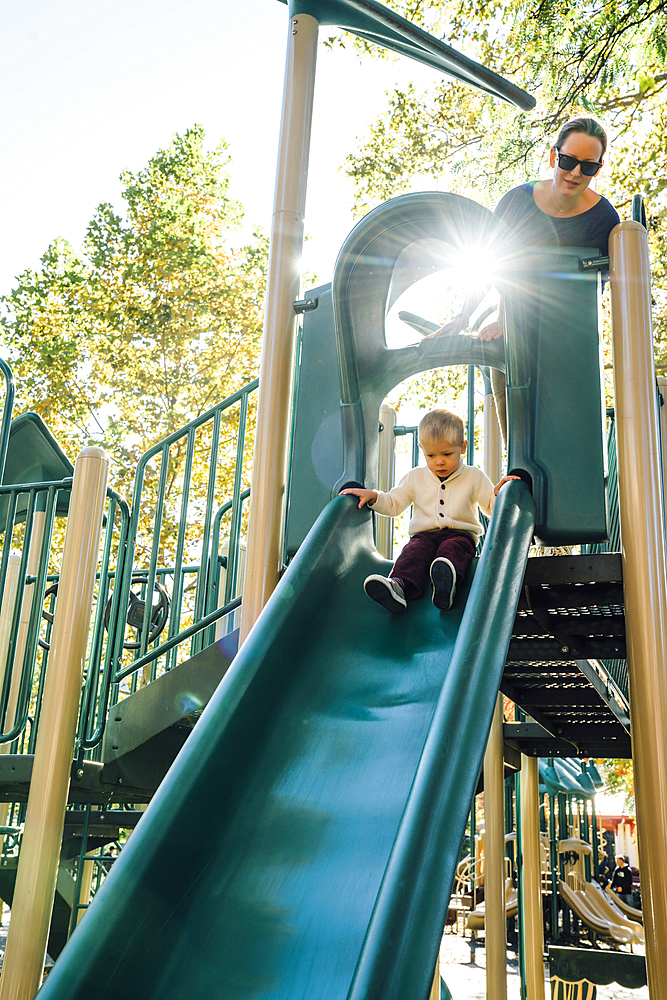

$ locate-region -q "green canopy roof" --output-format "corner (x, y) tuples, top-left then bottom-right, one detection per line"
(277, 0), (535, 110)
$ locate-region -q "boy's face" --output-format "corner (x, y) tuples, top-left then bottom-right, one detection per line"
(420, 436), (466, 478)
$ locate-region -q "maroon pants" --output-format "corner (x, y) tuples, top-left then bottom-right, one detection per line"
(390, 528), (477, 601)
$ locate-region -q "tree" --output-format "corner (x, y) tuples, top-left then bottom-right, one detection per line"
(598, 758), (635, 812)
(0, 125), (268, 497)
(342, 0), (667, 210)
(340, 0), (667, 408)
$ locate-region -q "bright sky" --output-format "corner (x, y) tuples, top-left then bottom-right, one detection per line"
(1, 0), (442, 295)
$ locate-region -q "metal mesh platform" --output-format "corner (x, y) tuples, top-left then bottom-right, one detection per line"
(501, 554), (631, 758)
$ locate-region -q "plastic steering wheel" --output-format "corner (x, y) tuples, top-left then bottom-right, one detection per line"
(104, 576), (171, 651)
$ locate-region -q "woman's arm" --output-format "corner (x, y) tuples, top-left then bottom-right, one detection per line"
(479, 298), (504, 341)
(423, 286), (488, 339)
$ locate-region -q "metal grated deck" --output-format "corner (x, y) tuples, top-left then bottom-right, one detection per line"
(501, 554), (632, 758)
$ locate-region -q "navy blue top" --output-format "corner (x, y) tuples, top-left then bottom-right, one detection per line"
(494, 182), (620, 254)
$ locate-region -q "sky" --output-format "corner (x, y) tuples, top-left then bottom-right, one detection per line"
(0, 0), (440, 295)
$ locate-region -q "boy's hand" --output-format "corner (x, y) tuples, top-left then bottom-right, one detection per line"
(340, 487), (378, 509)
(494, 475), (522, 496)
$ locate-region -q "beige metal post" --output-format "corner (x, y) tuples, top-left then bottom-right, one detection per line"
(240, 12), (319, 644)
(484, 384), (503, 483)
(656, 374), (667, 509)
(609, 219), (667, 998)
(376, 405), (396, 559)
(0, 552), (22, 713)
(0, 447), (109, 1000)
(0, 552), (21, 860)
(429, 964), (440, 1000)
(520, 754), (545, 1000)
(10, 511), (46, 716)
(484, 694), (507, 1000)
(482, 385), (507, 1000)
(76, 851), (97, 925)
(0, 522), (48, 862)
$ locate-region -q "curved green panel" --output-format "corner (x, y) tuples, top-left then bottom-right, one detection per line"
(286, 191), (509, 555)
(331, 191), (507, 490)
(39, 482), (534, 1000)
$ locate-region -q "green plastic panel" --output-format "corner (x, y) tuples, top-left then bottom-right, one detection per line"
(0, 412), (73, 523)
(548, 946), (647, 989)
(38, 481), (534, 1000)
(505, 246), (607, 544)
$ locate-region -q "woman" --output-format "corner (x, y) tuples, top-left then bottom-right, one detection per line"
(479, 115), (619, 345)
(430, 118), (619, 444)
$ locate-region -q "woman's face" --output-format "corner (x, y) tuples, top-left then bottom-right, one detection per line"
(549, 131), (605, 200)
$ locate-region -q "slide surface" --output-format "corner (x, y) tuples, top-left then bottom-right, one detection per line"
(39, 483), (534, 1000)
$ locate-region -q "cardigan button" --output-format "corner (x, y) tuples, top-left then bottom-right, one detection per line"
(440, 499), (444, 505)
(439, 513), (444, 517)
(441, 483), (446, 489)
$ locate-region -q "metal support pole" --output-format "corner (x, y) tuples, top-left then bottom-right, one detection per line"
(240, 12), (318, 643)
(656, 374), (667, 516)
(0, 519), (47, 860)
(376, 405), (396, 559)
(519, 755), (545, 1000)
(467, 366), (475, 466)
(591, 798), (600, 883)
(515, 771), (525, 995)
(0, 447), (109, 1000)
(482, 392), (506, 998)
(10, 510), (46, 718)
(0, 552), (21, 860)
(484, 693), (507, 1000)
(484, 382), (502, 483)
(609, 219), (667, 999)
(548, 793), (558, 941)
(0, 552), (21, 697)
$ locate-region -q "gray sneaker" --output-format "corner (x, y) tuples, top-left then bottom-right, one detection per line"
(364, 575), (407, 613)
(430, 558), (457, 610)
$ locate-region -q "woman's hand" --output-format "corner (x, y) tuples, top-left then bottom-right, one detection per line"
(340, 487), (378, 508)
(494, 475), (522, 496)
(479, 320), (504, 341)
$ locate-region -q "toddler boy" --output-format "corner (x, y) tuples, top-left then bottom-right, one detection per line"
(341, 408), (518, 612)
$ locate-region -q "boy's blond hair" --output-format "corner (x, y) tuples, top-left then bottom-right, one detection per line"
(418, 409), (465, 447)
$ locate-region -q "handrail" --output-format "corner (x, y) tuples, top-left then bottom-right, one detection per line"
(113, 378), (257, 686)
(114, 597), (242, 682)
(0, 481), (128, 752)
(77, 489), (130, 751)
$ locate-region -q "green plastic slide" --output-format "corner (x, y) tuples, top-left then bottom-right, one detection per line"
(38, 481), (534, 1000)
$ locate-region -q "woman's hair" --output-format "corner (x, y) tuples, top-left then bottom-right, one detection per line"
(419, 408), (465, 446)
(554, 116), (608, 156)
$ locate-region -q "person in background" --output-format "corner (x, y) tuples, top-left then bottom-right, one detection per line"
(610, 854), (634, 906)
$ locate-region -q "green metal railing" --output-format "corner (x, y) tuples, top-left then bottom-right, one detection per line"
(110, 377), (258, 690)
(582, 410), (627, 702)
(0, 482), (129, 756)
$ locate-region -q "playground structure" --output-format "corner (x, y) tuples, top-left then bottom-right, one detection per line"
(458, 760), (645, 951)
(0, 2), (663, 1000)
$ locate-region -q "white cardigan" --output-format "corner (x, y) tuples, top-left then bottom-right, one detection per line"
(370, 461), (496, 540)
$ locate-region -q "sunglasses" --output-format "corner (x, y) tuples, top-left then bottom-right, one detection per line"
(555, 149), (602, 177)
